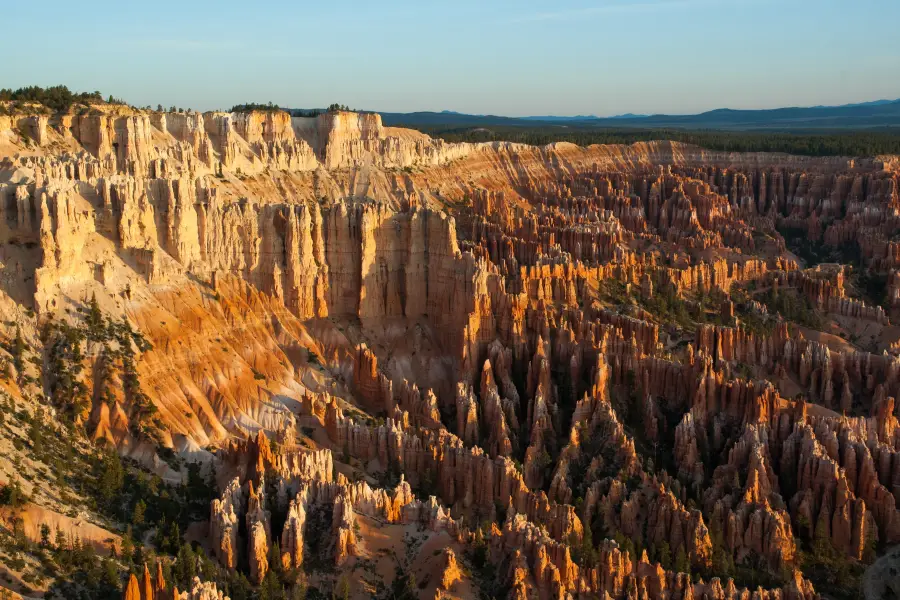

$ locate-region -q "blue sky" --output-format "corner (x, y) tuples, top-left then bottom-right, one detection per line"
(3, 0), (899, 116)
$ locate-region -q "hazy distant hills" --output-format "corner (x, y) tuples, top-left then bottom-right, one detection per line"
(379, 99), (900, 131)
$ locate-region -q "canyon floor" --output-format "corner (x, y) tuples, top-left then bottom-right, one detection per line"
(0, 100), (899, 600)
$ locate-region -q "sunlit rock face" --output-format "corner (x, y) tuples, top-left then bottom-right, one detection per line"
(3, 100), (899, 600)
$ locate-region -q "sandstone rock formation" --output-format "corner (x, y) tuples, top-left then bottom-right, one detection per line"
(8, 99), (900, 600)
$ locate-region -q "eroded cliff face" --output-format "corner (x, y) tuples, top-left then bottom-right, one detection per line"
(294, 111), (473, 170)
(1, 108), (488, 451)
(3, 102), (900, 600)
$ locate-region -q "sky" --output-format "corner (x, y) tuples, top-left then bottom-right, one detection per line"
(3, 0), (900, 117)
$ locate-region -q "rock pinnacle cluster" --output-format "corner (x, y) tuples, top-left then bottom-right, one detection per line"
(0, 99), (898, 600)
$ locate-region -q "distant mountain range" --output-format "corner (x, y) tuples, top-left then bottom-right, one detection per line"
(379, 99), (900, 131)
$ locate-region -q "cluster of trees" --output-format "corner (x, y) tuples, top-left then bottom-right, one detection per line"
(602, 275), (738, 333)
(90, 446), (320, 599)
(778, 223), (890, 311)
(288, 109), (325, 118)
(467, 528), (501, 600)
(777, 225), (865, 269)
(0, 514), (122, 599)
(91, 444), (216, 543)
(40, 295), (161, 440)
(758, 289), (824, 331)
(158, 105), (191, 113)
(0, 325), (29, 385)
(2, 407), (220, 595)
(293, 104), (361, 116)
(793, 516), (872, 600)
(0, 478), (27, 507)
(572, 504), (802, 593)
(602, 266), (831, 339)
(230, 101), (281, 112)
(639, 284), (695, 330)
(176, 102), (363, 117)
(227, 103), (360, 116)
(412, 124), (900, 158)
(43, 319), (91, 420)
(0, 85), (126, 112)
(163, 540), (317, 600)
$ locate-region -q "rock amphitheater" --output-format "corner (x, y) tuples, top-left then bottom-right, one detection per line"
(0, 103), (898, 600)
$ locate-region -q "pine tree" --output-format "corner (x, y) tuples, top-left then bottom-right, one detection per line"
(658, 541), (672, 569)
(0, 478), (25, 508)
(334, 576), (350, 600)
(165, 520), (181, 554)
(132, 499), (147, 527)
(259, 570), (285, 600)
(87, 292), (103, 335)
(97, 448), (124, 505)
(12, 326), (26, 379)
(121, 527), (135, 564)
(175, 543), (197, 590)
(102, 556), (120, 588)
(55, 528), (67, 551)
(269, 541), (283, 576)
(708, 517), (733, 576)
(227, 571), (253, 600)
(290, 580), (308, 600)
(675, 546), (689, 574)
(579, 525), (597, 567)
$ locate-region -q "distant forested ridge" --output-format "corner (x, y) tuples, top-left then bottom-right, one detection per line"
(403, 125), (900, 158)
(381, 100), (900, 157)
(381, 100), (900, 131)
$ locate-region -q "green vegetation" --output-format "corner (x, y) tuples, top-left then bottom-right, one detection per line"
(0, 479), (28, 508)
(779, 224), (891, 311)
(42, 320), (91, 420)
(2, 388), (215, 533)
(777, 226), (862, 268)
(41, 299), (160, 440)
(729, 285), (777, 337)
(569, 525), (600, 568)
(639, 286), (695, 330)
(796, 525), (870, 600)
(0, 390), (219, 597)
(566, 419), (636, 504)
(758, 289), (824, 331)
(410, 125), (900, 157)
(285, 105), (361, 118)
(599, 277), (737, 333)
(384, 565), (418, 600)
(288, 109), (326, 118)
(709, 520), (736, 578)
(856, 269), (890, 309)
(163, 540), (310, 600)
(0, 326), (30, 386)
(0, 85), (126, 113)
(0, 517), (122, 600)
(466, 527), (501, 600)
(230, 102), (282, 112)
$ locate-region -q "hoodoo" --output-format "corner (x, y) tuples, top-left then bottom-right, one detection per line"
(0, 92), (898, 600)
